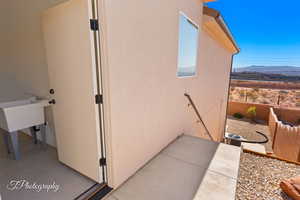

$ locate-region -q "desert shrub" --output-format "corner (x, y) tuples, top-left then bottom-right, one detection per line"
(261, 100), (270, 105)
(233, 113), (244, 119)
(247, 91), (258, 102)
(246, 106), (257, 120)
(278, 93), (287, 102)
(239, 89), (245, 98)
(261, 91), (268, 98)
(246, 89), (253, 95)
(251, 94), (259, 102)
(253, 88), (260, 92)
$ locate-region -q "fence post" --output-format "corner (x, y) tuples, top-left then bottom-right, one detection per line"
(272, 122), (278, 150)
(297, 149), (300, 162)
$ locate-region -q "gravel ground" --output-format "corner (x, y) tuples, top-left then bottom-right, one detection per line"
(236, 152), (300, 200)
(227, 116), (273, 153)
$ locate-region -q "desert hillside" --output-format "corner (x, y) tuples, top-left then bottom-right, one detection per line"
(234, 65), (300, 76)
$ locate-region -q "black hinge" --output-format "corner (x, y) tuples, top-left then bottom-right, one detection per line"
(95, 94), (103, 104)
(99, 158), (106, 166)
(90, 19), (99, 31)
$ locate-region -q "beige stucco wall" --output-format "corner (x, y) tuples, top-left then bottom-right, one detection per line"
(270, 108), (300, 162)
(228, 101), (300, 124)
(192, 29), (233, 142)
(1, 0), (233, 186)
(273, 123), (300, 162)
(269, 108), (278, 141)
(0, 0), (68, 146)
(228, 101), (272, 121)
(102, 0), (233, 187)
(0, 3), (23, 102)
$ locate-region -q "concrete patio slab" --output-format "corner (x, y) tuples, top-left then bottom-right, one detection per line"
(193, 170), (237, 200)
(104, 135), (241, 200)
(208, 143), (241, 179)
(111, 154), (207, 200)
(192, 143), (241, 200)
(161, 135), (218, 167)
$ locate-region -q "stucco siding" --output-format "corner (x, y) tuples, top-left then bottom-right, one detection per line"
(194, 30), (233, 141)
(1, 0), (234, 187)
(103, 0), (233, 187)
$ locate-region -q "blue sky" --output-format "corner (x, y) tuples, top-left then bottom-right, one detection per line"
(206, 0), (300, 68)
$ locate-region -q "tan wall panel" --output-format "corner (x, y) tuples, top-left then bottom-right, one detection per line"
(103, 0), (233, 187)
(228, 101), (300, 124)
(268, 108), (278, 142)
(274, 108), (300, 124)
(228, 101), (272, 121)
(273, 123), (300, 162)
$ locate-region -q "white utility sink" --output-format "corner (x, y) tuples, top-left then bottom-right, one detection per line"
(0, 97), (49, 132)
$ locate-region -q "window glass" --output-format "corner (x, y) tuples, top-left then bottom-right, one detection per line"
(177, 14), (199, 77)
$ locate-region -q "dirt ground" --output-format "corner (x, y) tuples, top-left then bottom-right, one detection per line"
(229, 86), (300, 108)
(226, 116), (273, 153)
(231, 79), (300, 90)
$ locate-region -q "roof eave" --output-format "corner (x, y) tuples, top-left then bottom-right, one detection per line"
(203, 6), (240, 54)
(203, 0), (217, 2)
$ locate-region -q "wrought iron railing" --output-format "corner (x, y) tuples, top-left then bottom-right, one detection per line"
(184, 93), (214, 141)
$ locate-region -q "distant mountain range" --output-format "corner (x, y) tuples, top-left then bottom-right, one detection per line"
(234, 66), (300, 76)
